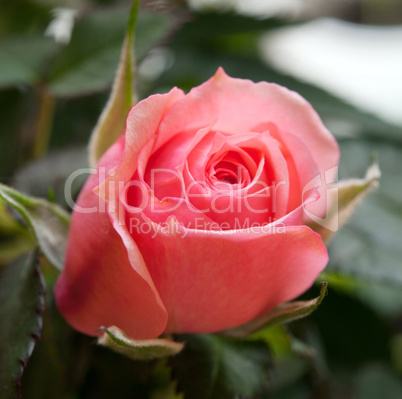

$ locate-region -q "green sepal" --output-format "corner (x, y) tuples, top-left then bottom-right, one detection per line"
(223, 282), (328, 338)
(97, 326), (184, 361)
(88, 0), (139, 167)
(309, 158), (380, 243)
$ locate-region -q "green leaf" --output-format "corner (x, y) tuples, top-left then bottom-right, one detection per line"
(0, 1), (52, 39)
(0, 35), (58, 89)
(172, 12), (286, 42)
(223, 282), (328, 338)
(172, 334), (272, 399)
(0, 250), (45, 399)
(87, 1), (139, 167)
(12, 146), (88, 208)
(0, 190), (34, 266)
(264, 355), (309, 395)
(308, 159), (380, 243)
(135, 11), (177, 62)
(0, 199), (24, 235)
(0, 183), (70, 271)
(319, 269), (402, 319)
(48, 7), (175, 99)
(355, 363), (402, 399)
(48, 9), (127, 97)
(251, 324), (293, 357)
(97, 326), (184, 361)
(327, 140), (402, 286)
(0, 235), (34, 267)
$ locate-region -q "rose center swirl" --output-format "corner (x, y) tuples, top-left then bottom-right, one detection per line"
(206, 150), (255, 190)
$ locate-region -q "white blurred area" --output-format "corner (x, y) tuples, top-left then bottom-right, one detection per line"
(188, 0), (356, 18)
(189, 0), (303, 17)
(260, 19), (402, 127)
(189, 0), (402, 127)
(45, 7), (78, 44)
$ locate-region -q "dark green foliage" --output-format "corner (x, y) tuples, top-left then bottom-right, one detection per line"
(172, 334), (272, 399)
(0, 251), (45, 399)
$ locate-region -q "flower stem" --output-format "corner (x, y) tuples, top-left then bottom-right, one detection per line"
(31, 87), (56, 159)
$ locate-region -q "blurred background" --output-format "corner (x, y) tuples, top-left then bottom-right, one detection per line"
(1, 0), (402, 398)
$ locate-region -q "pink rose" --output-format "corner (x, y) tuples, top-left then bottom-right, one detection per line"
(55, 69), (339, 339)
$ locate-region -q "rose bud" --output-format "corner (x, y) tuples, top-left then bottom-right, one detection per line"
(55, 68), (339, 339)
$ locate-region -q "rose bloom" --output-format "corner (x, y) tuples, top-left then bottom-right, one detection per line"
(55, 69), (339, 339)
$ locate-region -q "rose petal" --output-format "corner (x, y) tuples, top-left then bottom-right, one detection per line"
(266, 123), (321, 213)
(123, 179), (217, 230)
(55, 139), (168, 339)
(155, 68), (339, 220)
(133, 218), (328, 334)
(96, 87), (185, 202)
(157, 68), (338, 174)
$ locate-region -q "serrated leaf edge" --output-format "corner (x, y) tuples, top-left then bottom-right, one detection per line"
(5, 250), (46, 399)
